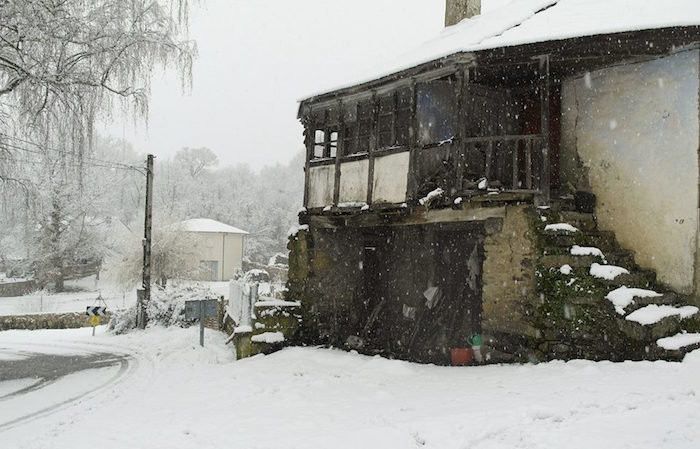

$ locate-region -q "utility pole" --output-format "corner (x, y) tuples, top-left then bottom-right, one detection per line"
(137, 154), (154, 329)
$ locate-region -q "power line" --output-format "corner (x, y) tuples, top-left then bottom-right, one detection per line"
(0, 140), (145, 175)
(0, 133), (145, 173)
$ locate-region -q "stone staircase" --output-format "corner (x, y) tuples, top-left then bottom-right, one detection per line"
(531, 198), (700, 362)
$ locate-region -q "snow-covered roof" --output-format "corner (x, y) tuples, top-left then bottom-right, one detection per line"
(303, 0), (700, 101)
(178, 218), (249, 235)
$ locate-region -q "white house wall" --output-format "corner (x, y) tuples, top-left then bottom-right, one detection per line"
(191, 232), (245, 281)
(372, 152), (409, 204)
(308, 165), (335, 208)
(339, 160), (369, 204)
(560, 50), (700, 293)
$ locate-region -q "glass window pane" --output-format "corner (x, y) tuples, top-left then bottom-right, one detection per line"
(397, 87), (412, 109)
(343, 123), (358, 155)
(378, 114), (393, 148)
(379, 95), (394, 113)
(344, 102), (357, 122)
(315, 129), (325, 144)
(396, 109), (411, 146)
(416, 80), (456, 145)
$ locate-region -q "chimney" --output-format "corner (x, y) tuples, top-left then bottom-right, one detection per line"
(445, 0), (481, 26)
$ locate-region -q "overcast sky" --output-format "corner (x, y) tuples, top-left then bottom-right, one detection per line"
(105, 0), (507, 168)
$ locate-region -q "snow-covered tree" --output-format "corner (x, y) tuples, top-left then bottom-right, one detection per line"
(0, 0), (196, 290)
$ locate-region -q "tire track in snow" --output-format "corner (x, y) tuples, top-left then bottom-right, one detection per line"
(0, 340), (137, 432)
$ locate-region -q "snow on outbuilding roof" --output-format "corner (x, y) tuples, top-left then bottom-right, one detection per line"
(302, 0), (700, 101)
(178, 218), (249, 235)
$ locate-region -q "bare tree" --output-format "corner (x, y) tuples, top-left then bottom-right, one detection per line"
(174, 147), (219, 178)
(108, 225), (202, 289)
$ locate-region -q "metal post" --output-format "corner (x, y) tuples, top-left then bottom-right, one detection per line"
(199, 301), (205, 347)
(138, 154), (154, 329)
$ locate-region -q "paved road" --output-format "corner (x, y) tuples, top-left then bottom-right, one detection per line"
(0, 351), (127, 398)
(0, 345), (131, 431)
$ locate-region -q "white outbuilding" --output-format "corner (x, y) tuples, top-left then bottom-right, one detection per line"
(178, 218), (249, 281)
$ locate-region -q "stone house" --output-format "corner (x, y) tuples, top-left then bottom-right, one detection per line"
(287, 0), (700, 364)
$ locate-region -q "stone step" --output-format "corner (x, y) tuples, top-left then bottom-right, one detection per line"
(541, 211), (597, 232)
(540, 250), (635, 269)
(653, 341), (700, 361)
(540, 254), (598, 269)
(599, 270), (657, 288)
(540, 231), (619, 252)
(618, 315), (683, 341)
(548, 196), (576, 212)
(627, 292), (679, 308)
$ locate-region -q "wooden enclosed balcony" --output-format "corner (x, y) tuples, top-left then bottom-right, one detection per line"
(300, 58), (553, 211)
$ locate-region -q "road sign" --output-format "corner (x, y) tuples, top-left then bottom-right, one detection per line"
(184, 299), (218, 347)
(89, 315), (101, 327)
(185, 299), (217, 320)
(86, 306), (107, 316)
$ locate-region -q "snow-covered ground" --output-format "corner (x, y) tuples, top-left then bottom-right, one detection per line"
(0, 278), (233, 316)
(1, 326), (699, 448)
(0, 276), (132, 316)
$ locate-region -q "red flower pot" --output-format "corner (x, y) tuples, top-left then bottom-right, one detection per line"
(450, 347), (474, 366)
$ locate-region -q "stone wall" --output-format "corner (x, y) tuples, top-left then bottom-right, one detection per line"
(0, 312), (110, 331)
(559, 50), (700, 294)
(0, 280), (37, 297)
(481, 205), (539, 361)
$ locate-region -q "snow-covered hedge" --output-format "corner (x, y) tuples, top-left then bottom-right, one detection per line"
(109, 283), (218, 334)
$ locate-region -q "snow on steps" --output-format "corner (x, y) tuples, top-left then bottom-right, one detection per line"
(541, 230), (619, 252)
(544, 223), (579, 233)
(657, 332), (700, 350)
(541, 210), (597, 231)
(625, 304), (698, 326)
(540, 251), (634, 269)
(605, 286), (663, 315)
(536, 203), (700, 359)
(589, 263), (628, 280)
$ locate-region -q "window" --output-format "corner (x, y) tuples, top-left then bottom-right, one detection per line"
(312, 128), (338, 159)
(416, 79), (457, 145)
(378, 95), (395, 148)
(313, 129), (326, 158)
(357, 100), (373, 153)
(377, 89), (413, 149)
(395, 87), (412, 147)
(342, 103), (358, 156)
(310, 107), (339, 160)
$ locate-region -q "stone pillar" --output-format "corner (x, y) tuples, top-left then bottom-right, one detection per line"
(445, 0), (481, 27)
